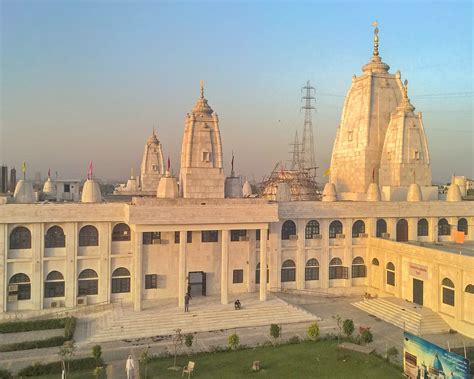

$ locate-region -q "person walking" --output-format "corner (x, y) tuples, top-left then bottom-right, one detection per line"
(184, 292), (192, 312)
(126, 355), (135, 379)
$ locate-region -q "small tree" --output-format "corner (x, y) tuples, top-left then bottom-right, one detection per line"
(185, 334), (194, 350)
(140, 346), (151, 379)
(93, 366), (104, 379)
(342, 319), (355, 338)
(228, 333), (240, 350)
(333, 315), (343, 336)
(58, 340), (76, 378)
(386, 346), (399, 363)
(307, 322), (320, 340)
(92, 345), (102, 365)
(360, 329), (373, 345)
(168, 328), (184, 370)
(270, 324), (282, 345)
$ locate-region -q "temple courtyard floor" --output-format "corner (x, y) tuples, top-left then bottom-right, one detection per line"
(2, 292), (473, 377)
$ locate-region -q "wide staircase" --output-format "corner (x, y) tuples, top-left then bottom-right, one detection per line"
(352, 297), (450, 335)
(82, 294), (319, 344)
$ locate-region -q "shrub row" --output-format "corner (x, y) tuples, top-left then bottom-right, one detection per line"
(0, 336), (68, 352)
(0, 368), (12, 379)
(0, 317), (73, 334)
(17, 357), (102, 377)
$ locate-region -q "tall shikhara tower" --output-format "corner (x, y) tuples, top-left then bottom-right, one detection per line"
(330, 22), (405, 200)
(179, 82), (225, 198)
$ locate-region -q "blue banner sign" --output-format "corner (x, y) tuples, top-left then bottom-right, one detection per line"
(404, 331), (470, 379)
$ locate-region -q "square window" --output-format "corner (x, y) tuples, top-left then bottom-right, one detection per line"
(143, 232), (161, 245)
(64, 184), (70, 193)
(145, 274), (158, 289)
(202, 230), (218, 243)
(233, 269), (244, 284)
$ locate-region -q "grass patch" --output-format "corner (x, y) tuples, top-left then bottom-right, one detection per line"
(0, 317), (73, 334)
(33, 340), (401, 379)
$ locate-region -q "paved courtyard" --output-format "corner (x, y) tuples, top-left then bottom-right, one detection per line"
(2, 292), (473, 376)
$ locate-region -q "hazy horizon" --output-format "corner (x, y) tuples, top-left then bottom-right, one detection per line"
(1, 1), (472, 185)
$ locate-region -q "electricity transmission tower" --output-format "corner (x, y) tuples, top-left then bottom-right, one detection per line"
(300, 80), (317, 177)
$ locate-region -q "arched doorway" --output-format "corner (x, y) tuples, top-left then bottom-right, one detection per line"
(396, 219), (408, 242)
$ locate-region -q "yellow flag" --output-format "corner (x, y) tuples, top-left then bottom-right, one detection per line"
(323, 167), (331, 177)
(22, 162), (26, 174)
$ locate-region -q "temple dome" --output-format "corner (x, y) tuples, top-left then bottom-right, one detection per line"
(322, 182), (337, 202)
(446, 184), (462, 202)
(192, 83), (214, 115)
(81, 179), (102, 203)
(242, 180), (253, 197)
(407, 183), (423, 202)
(13, 180), (35, 204)
(367, 182), (381, 201)
(43, 177), (56, 195)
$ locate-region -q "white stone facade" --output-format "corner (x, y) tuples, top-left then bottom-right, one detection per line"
(140, 130), (165, 192)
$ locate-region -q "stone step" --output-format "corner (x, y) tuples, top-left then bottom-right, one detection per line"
(368, 298), (422, 321)
(352, 301), (420, 334)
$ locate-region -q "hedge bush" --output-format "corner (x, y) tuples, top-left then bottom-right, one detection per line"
(0, 368), (12, 379)
(64, 317), (77, 340)
(0, 317), (75, 334)
(0, 336), (67, 352)
(17, 357), (102, 377)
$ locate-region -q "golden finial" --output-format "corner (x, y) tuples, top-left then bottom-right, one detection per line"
(403, 79), (408, 99)
(200, 80), (204, 98)
(372, 21), (379, 57)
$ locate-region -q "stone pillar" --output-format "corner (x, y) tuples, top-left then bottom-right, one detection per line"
(431, 263), (440, 311)
(408, 218), (417, 241)
(268, 223), (281, 291)
(132, 230), (143, 311)
(64, 223), (77, 308)
(0, 224), (6, 312)
(296, 220), (305, 290)
(259, 228), (268, 301)
(429, 217), (437, 242)
(320, 219), (329, 289)
(367, 217), (377, 238)
(343, 218), (352, 288)
(247, 230), (257, 294)
(99, 222), (110, 303)
(178, 230), (187, 309)
(31, 224), (43, 310)
(221, 230), (229, 305)
(455, 269), (463, 322)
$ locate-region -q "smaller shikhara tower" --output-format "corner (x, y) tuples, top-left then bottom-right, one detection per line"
(179, 82), (224, 198)
(140, 129), (165, 192)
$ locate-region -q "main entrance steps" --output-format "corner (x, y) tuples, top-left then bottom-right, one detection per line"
(351, 297), (450, 335)
(82, 293), (319, 344)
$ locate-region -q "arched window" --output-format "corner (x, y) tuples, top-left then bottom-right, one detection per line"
(417, 219), (429, 237)
(281, 221), (296, 240)
(9, 273), (31, 300)
(457, 218), (468, 235)
(372, 258), (380, 266)
(329, 221), (343, 239)
(78, 269), (98, 296)
(79, 225), (99, 247)
(112, 267), (131, 293)
(281, 259), (296, 282)
(329, 257), (346, 279)
(352, 220), (365, 238)
(396, 219), (408, 242)
(10, 226), (31, 249)
(386, 262), (395, 286)
(352, 257), (366, 278)
(44, 271), (65, 298)
(465, 284), (474, 294)
(438, 219), (450, 236)
(45, 226), (65, 248)
(441, 278), (455, 306)
(305, 220), (320, 239)
(255, 262), (269, 284)
(305, 258), (319, 281)
(112, 223), (130, 242)
(376, 219), (387, 238)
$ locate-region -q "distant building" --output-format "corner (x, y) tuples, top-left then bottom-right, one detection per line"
(9, 168), (16, 193)
(0, 166), (7, 193)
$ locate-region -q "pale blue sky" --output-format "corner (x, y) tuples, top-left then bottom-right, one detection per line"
(1, 0), (472, 183)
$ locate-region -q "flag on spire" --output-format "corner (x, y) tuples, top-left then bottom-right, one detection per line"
(22, 162), (26, 179)
(48, 168), (51, 178)
(88, 161), (93, 180)
(231, 151), (234, 173)
(167, 156), (171, 172)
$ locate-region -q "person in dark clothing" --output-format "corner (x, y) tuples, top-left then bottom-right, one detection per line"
(184, 292), (192, 312)
(234, 299), (241, 310)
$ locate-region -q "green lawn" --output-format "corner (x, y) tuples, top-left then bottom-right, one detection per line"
(36, 340), (402, 379)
